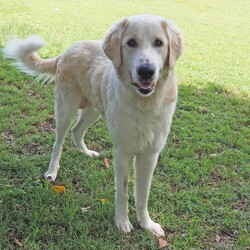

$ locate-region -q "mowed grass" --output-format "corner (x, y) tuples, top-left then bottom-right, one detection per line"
(0, 0), (249, 249)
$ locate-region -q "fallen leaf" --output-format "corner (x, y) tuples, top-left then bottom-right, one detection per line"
(209, 153), (217, 157)
(104, 157), (110, 168)
(158, 238), (168, 249)
(215, 235), (221, 242)
(81, 206), (92, 213)
(52, 184), (66, 193)
(14, 237), (23, 247)
(99, 198), (109, 204)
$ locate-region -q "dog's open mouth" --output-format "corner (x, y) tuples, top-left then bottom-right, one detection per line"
(132, 82), (155, 95)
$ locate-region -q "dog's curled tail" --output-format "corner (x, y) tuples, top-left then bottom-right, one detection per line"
(2, 35), (58, 83)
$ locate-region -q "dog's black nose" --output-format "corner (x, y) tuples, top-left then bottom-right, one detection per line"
(137, 63), (155, 80)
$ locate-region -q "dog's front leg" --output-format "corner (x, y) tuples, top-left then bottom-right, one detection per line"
(135, 152), (165, 237)
(114, 149), (134, 234)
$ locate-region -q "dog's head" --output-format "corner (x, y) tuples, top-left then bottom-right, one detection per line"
(102, 14), (184, 97)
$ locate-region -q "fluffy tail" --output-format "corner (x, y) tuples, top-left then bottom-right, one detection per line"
(2, 35), (58, 82)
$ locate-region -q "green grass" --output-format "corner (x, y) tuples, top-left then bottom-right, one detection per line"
(0, 0), (249, 249)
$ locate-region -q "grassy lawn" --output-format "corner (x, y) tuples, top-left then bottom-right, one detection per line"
(0, 0), (249, 249)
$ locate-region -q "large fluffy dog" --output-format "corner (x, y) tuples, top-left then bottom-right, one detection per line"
(3, 14), (184, 237)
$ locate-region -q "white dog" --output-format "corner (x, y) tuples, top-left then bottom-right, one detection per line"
(3, 14), (184, 237)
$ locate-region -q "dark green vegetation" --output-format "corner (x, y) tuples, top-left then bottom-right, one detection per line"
(0, 0), (249, 249)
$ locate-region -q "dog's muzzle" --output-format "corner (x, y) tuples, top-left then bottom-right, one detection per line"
(132, 81), (155, 95)
(132, 63), (155, 95)
(137, 63), (155, 81)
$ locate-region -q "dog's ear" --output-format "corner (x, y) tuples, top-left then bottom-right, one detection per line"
(162, 20), (184, 70)
(102, 18), (128, 69)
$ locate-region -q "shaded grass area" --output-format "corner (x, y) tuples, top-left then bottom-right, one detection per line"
(0, 59), (249, 248)
(0, 0), (250, 249)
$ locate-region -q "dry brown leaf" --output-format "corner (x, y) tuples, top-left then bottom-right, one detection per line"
(215, 235), (221, 242)
(104, 157), (110, 168)
(158, 238), (168, 249)
(52, 184), (66, 193)
(14, 237), (23, 247)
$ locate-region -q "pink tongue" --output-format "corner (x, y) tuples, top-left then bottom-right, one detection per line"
(139, 82), (151, 89)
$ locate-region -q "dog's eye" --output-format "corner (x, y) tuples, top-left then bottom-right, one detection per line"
(127, 39), (137, 48)
(154, 39), (163, 47)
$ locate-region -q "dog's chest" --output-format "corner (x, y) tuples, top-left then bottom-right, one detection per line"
(107, 107), (169, 153)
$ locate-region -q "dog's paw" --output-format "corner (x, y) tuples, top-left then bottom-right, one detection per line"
(44, 164), (60, 182)
(44, 169), (58, 182)
(83, 149), (99, 157)
(140, 220), (165, 237)
(115, 218), (134, 234)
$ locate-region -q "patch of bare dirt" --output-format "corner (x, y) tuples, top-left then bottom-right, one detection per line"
(41, 116), (55, 132)
(23, 143), (42, 155)
(1, 130), (15, 142)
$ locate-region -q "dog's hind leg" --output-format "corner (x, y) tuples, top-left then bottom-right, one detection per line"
(71, 107), (100, 157)
(44, 87), (80, 181)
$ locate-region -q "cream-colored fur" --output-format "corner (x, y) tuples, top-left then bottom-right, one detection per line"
(3, 14), (184, 237)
